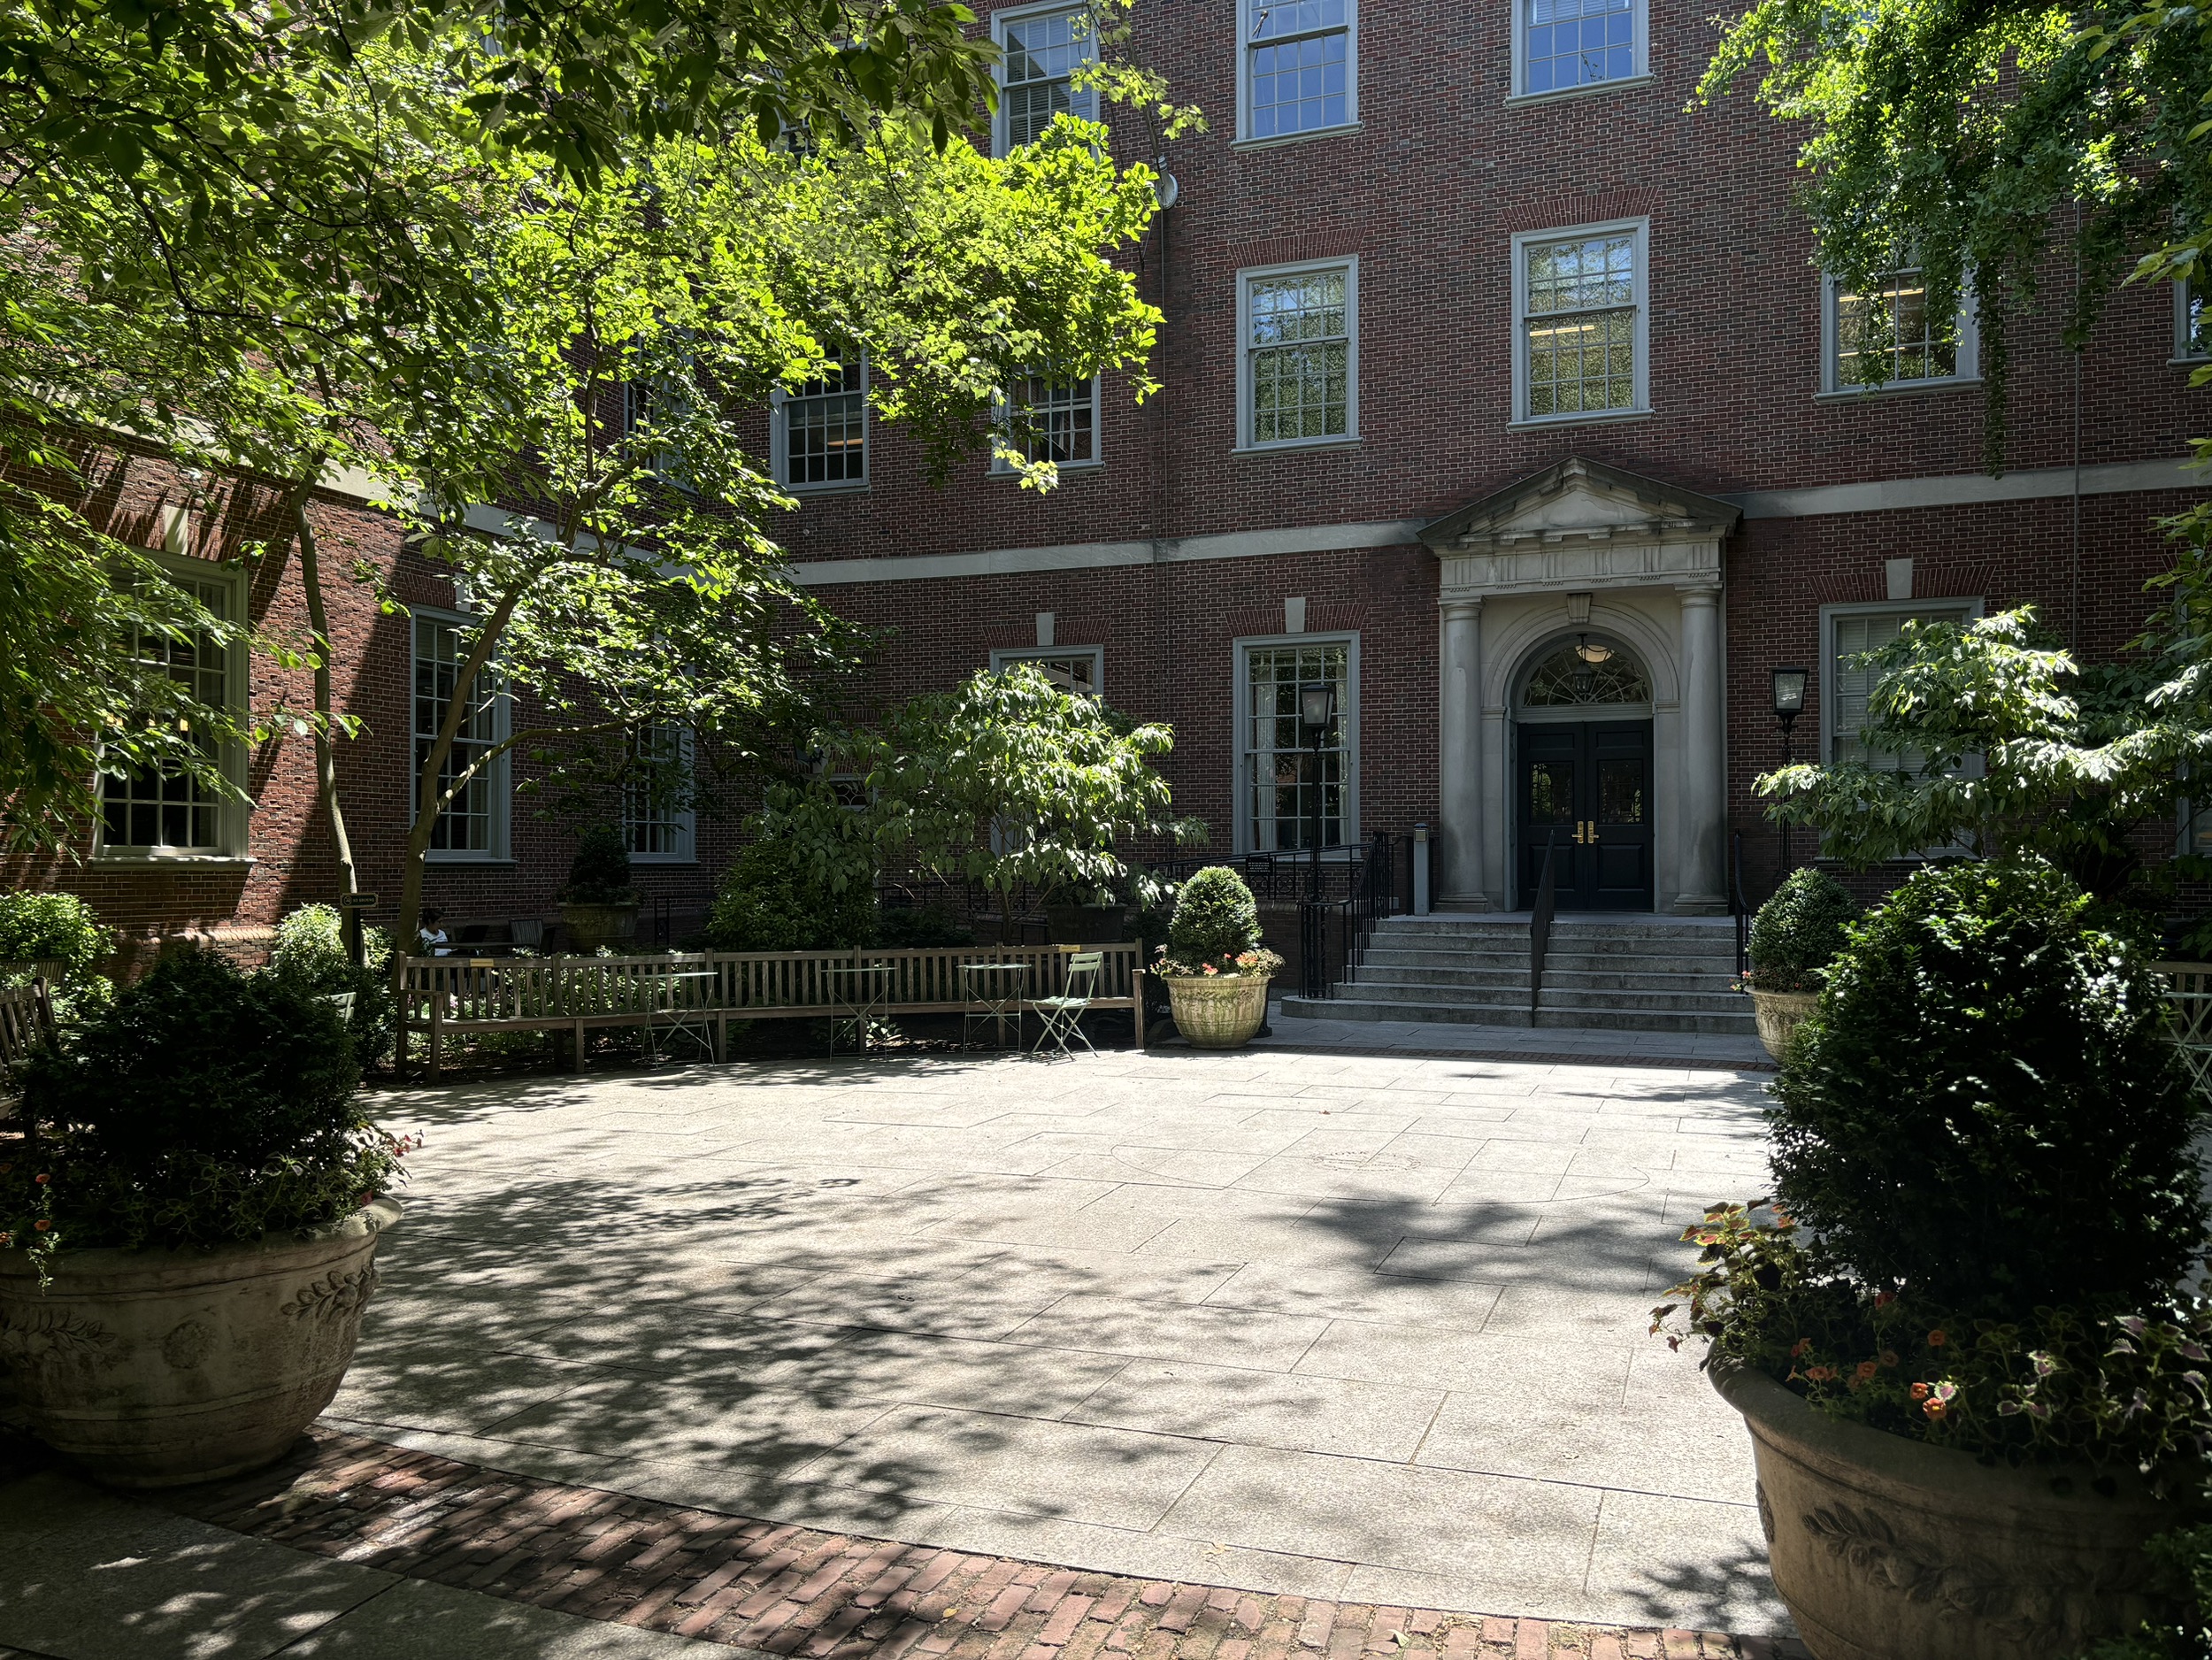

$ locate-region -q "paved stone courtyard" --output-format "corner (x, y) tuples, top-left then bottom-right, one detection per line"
(308, 1044), (1785, 1639)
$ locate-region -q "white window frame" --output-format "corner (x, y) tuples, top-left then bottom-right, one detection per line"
(2176, 281), (2210, 365)
(992, 0), (1100, 158)
(990, 645), (1105, 698)
(991, 372), (1104, 474)
(1232, 632), (1361, 857)
(1509, 0), (1649, 103)
(1235, 257), (1360, 453)
(624, 724), (696, 865)
(412, 604), (512, 864)
(1510, 219), (1650, 427)
(770, 351), (870, 495)
(93, 552), (250, 863)
(1819, 271), (1980, 395)
(1819, 598), (1985, 772)
(1234, 0), (1358, 146)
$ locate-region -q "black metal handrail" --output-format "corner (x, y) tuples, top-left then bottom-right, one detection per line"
(1731, 830), (1752, 980)
(1297, 830), (1401, 1001)
(1528, 832), (1559, 1028)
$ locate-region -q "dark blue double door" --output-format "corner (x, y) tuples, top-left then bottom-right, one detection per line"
(1517, 720), (1654, 911)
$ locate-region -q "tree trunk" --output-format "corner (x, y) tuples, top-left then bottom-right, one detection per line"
(289, 480), (357, 898)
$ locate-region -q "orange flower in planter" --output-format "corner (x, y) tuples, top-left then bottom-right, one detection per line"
(1928, 1328), (1948, 1349)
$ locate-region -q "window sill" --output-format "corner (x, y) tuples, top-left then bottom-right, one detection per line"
(1507, 408), (1650, 431)
(1815, 377), (1982, 401)
(631, 856), (699, 867)
(990, 459), (1105, 481)
(1232, 121), (1363, 152)
(1233, 436), (1362, 457)
(426, 854), (518, 866)
(2170, 356), (2211, 368)
(1503, 73), (1655, 108)
(787, 480), (871, 498)
(91, 853), (256, 870)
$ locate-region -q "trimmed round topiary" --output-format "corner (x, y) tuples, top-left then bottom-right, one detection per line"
(560, 826), (637, 904)
(1747, 867), (1859, 993)
(1770, 858), (2203, 1314)
(1166, 866), (1261, 969)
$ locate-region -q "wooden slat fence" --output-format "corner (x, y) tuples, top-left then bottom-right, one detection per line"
(399, 943), (1144, 1079)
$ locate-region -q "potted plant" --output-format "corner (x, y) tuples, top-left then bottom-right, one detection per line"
(1656, 862), (2207, 1659)
(0, 890), (116, 1018)
(267, 903), (397, 1069)
(558, 825), (641, 953)
(1740, 867), (1859, 1060)
(1154, 866), (1283, 1049)
(0, 949), (410, 1487)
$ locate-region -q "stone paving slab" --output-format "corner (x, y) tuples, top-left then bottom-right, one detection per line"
(140, 1430), (1807, 1660)
(320, 1045), (1786, 1636)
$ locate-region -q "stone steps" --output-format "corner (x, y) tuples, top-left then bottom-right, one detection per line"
(1281, 912), (1758, 1037)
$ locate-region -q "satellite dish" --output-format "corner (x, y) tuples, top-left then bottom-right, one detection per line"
(1155, 173), (1180, 210)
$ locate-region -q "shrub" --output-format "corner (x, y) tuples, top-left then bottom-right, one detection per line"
(1657, 859), (2211, 1472)
(1745, 867), (1858, 993)
(705, 833), (876, 953)
(267, 903), (396, 1069)
(0, 890), (112, 978)
(875, 904), (974, 948)
(560, 826), (637, 904)
(1770, 859), (2200, 1313)
(1162, 866), (1277, 974)
(5, 949), (406, 1267)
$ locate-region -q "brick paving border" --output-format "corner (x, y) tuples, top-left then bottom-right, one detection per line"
(147, 1431), (1809, 1660)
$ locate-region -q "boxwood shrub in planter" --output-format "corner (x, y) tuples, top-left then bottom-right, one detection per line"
(0, 950), (410, 1487)
(1741, 868), (1859, 1059)
(1656, 860), (2208, 1659)
(1155, 867), (1282, 1049)
(559, 825), (641, 953)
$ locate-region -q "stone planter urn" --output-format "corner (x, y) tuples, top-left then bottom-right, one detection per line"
(1714, 1362), (2173, 1660)
(559, 901), (639, 955)
(1748, 988), (1819, 1061)
(1164, 973), (1271, 1049)
(0, 1196), (400, 1488)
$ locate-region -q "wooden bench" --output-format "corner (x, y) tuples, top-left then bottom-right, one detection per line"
(398, 944), (1146, 1080)
(0, 976), (56, 1125)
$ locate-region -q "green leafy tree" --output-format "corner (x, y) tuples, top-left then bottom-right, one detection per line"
(846, 662), (1203, 937)
(1698, 0), (2212, 464)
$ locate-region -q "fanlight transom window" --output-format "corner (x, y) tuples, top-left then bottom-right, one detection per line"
(1522, 637), (1649, 707)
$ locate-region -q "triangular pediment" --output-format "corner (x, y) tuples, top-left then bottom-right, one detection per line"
(1418, 456), (1740, 555)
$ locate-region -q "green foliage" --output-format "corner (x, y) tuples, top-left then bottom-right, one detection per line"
(705, 793), (879, 952)
(1695, 0), (2212, 465)
(1655, 1203), (2212, 1480)
(0, 891), (112, 978)
(1772, 860), (2202, 1314)
(1759, 540), (2212, 896)
(1163, 867), (1266, 972)
(2085, 1525), (2212, 1656)
(561, 826), (638, 905)
(4, 949), (404, 1270)
(1746, 869), (1860, 992)
(849, 664), (1203, 932)
(266, 903), (397, 1069)
(875, 905), (975, 948)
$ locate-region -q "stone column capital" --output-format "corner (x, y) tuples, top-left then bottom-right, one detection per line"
(1675, 584), (1722, 606)
(1440, 596), (1485, 621)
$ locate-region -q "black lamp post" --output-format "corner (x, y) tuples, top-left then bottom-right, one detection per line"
(1298, 680), (1337, 902)
(1771, 665), (1809, 871)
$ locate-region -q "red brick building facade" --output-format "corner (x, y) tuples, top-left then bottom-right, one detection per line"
(11, 0), (2209, 948)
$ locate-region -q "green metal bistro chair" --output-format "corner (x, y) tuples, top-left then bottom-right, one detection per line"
(2155, 962), (2212, 1105)
(1029, 952), (1102, 1058)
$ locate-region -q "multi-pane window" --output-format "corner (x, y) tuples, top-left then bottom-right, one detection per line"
(1244, 0), (1353, 140)
(1519, 229), (1642, 419)
(1827, 271), (1974, 388)
(98, 573), (233, 854)
(1829, 606), (1976, 772)
(997, 6), (1096, 154)
(1244, 642), (1353, 853)
(412, 614), (507, 857)
(2182, 282), (2212, 360)
(992, 649), (1102, 696)
(1242, 264), (1356, 448)
(1000, 372), (1099, 467)
(778, 351), (867, 489)
(624, 725), (695, 862)
(1522, 0), (1635, 95)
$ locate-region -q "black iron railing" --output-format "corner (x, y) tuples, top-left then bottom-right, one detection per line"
(1297, 830), (1402, 1000)
(1731, 830), (1752, 980)
(1527, 832), (1559, 1027)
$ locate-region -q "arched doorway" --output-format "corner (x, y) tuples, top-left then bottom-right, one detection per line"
(1514, 634), (1655, 911)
